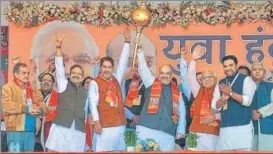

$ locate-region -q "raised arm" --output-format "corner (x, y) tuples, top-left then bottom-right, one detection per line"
(137, 49), (155, 88)
(53, 33), (68, 93)
(114, 28), (131, 84)
(179, 47), (191, 100)
(187, 60), (200, 98)
(187, 45), (205, 97)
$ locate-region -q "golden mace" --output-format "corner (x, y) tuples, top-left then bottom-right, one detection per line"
(131, 0), (152, 68)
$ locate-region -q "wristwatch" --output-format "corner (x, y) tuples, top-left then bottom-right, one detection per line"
(229, 92), (233, 96)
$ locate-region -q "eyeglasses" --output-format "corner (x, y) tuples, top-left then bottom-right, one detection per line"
(202, 76), (215, 80)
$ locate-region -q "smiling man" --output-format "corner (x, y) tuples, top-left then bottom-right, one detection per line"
(211, 55), (256, 151)
(88, 28), (130, 152)
(181, 46), (220, 150)
(134, 46), (186, 151)
(45, 34), (88, 152)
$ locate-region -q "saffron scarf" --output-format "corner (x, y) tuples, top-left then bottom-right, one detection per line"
(14, 78), (39, 107)
(125, 78), (140, 107)
(190, 87), (220, 126)
(99, 75), (119, 108)
(147, 79), (180, 124)
(45, 90), (58, 122)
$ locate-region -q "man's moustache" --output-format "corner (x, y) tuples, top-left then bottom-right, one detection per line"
(72, 76), (80, 79)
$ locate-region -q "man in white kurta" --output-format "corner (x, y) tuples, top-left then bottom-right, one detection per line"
(135, 48), (186, 151)
(88, 30), (130, 151)
(250, 62), (273, 151)
(45, 34), (88, 152)
(181, 46), (220, 150)
(211, 55), (256, 151)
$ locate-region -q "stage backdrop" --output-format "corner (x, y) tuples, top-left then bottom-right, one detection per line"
(8, 21), (273, 84)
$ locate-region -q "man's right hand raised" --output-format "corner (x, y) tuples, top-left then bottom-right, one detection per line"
(192, 45), (206, 61)
(52, 33), (66, 57)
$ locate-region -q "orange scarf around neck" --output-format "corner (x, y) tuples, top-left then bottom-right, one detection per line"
(45, 90), (58, 121)
(147, 79), (180, 124)
(14, 78), (39, 107)
(125, 78), (140, 108)
(99, 75), (119, 108)
(190, 86), (220, 126)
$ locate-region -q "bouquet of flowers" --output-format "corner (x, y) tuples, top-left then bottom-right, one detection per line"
(135, 138), (160, 152)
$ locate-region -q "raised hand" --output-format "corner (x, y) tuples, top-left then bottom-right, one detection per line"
(192, 45), (206, 60)
(124, 26), (131, 42)
(52, 33), (66, 48)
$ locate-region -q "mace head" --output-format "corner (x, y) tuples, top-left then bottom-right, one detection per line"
(131, 1), (152, 26)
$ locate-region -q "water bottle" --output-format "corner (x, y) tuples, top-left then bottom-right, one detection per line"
(8, 141), (15, 152)
(15, 142), (21, 152)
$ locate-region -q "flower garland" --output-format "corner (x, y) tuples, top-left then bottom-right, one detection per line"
(5, 1), (273, 28)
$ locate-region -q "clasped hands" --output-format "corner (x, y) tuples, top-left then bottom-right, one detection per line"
(28, 105), (44, 116)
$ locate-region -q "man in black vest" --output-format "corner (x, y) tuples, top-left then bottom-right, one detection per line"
(45, 33), (88, 152)
(211, 55), (256, 151)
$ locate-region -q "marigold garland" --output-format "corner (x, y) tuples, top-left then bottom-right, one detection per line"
(4, 1), (273, 28)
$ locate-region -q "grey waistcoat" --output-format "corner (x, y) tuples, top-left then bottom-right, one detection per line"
(138, 84), (177, 136)
(53, 80), (87, 133)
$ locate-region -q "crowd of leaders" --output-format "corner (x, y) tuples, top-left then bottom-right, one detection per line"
(1, 28), (273, 152)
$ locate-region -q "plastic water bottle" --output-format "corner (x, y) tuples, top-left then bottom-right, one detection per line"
(8, 141), (15, 152)
(15, 142), (21, 152)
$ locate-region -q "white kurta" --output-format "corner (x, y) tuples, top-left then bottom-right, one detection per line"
(181, 59), (220, 151)
(135, 51), (186, 151)
(253, 88), (273, 151)
(89, 43), (130, 152)
(136, 125), (175, 151)
(211, 74), (256, 151)
(190, 132), (218, 151)
(45, 56), (87, 152)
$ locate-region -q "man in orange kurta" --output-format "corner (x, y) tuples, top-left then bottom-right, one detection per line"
(181, 46), (220, 150)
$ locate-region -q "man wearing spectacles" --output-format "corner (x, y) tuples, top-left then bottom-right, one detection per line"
(181, 45), (220, 150)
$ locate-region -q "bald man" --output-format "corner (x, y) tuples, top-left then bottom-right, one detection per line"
(135, 48), (186, 151)
(250, 62), (273, 151)
(179, 46), (220, 150)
